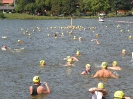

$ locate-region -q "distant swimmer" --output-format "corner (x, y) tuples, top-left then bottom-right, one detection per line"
(18, 40), (23, 44)
(108, 61), (122, 70)
(64, 58), (75, 66)
(29, 76), (50, 95)
(76, 51), (80, 56)
(89, 82), (108, 99)
(93, 62), (118, 78)
(79, 37), (82, 41)
(81, 64), (91, 75)
(121, 49), (126, 55)
(1, 46), (8, 51)
(91, 39), (100, 44)
(40, 60), (46, 66)
(63, 56), (79, 62)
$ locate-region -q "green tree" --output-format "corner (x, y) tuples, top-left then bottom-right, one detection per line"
(24, 3), (36, 14)
(51, 0), (60, 15)
(14, 0), (27, 12)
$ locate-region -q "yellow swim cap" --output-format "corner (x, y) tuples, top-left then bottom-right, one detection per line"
(112, 61), (118, 66)
(101, 62), (108, 68)
(122, 49), (126, 53)
(114, 91), (124, 98)
(98, 82), (104, 89)
(33, 76), (40, 83)
(40, 60), (45, 66)
(18, 40), (21, 43)
(67, 58), (72, 64)
(76, 51), (80, 55)
(85, 64), (90, 68)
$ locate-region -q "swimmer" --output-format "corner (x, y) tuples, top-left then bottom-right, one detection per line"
(64, 58), (75, 66)
(63, 56), (79, 62)
(89, 82), (108, 99)
(61, 33), (64, 36)
(1, 46), (8, 51)
(91, 39), (100, 44)
(81, 64), (91, 75)
(29, 76), (50, 95)
(79, 37), (82, 41)
(121, 49), (126, 55)
(76, 51), (80, 56)
(114, 90), (131, 99)
(96, 34), (99, 38)
(108, 61), (122, 70)
(40, 60), (46, 66)
(73, 36), (76, 40)
(18, 40), (23, 44)
(93, 62), (118, 78)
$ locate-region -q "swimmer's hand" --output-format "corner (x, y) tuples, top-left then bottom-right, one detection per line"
(44, 82), (48, 85)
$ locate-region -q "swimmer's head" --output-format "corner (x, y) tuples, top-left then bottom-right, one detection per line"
(85, 64), (90, 68)
(101, 62), (108, 68)
(76, 51), (80, 56)
(79, 37), (82, 40)
(114, 91), (124, 99)
(67, 58), (72, 64)
(73, 36), (76, 39)
(18, 40), (21, 43)
(33, 76), (40, 83)
(122, 49), (126, 53)
(112, 61), (118, 66)
(98, 82), (104, 89)
(96, 34), (99, 37)
(40, 60), (45, 66)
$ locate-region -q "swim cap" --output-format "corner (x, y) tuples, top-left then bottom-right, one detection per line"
(33, 76), (40, 83)
(18, 40), (21, 43)
(112, 61), (118, 66)
(114, 91), (124, 98)
(67, 58), (72, 64)
(101, 62), (108, 68)
(98, 82), (104, 89)
(76, 51), (80, 55)
(122, 49), (126, 53)
(73, 36), (76, 39)
(40, 60), (45, 66)
(85, 64), (90, 68)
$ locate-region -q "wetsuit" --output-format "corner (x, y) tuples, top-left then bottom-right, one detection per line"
(32, 85), (40, 95)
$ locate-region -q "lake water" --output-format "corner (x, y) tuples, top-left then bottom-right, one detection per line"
(0, 17), (133, 99)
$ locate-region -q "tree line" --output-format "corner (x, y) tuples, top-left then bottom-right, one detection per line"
(7, 0), (133, 16)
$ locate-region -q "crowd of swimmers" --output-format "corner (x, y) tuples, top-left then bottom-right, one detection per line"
(1, 45), (130, 98)
(1, 27), (131, 99)
(29, 49), (131, 99)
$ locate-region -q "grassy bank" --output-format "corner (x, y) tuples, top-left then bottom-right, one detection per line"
(2, 12), (132, 20)
(3, 13), (98, 20)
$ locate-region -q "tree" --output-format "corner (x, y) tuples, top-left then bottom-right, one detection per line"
(51, 0), (60, 16)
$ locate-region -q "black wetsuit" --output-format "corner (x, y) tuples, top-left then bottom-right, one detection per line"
(31, 85), (40, 95)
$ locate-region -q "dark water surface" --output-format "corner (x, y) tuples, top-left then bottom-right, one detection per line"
(0, 17), (133, 99)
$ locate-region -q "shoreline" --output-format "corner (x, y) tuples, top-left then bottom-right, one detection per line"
(1, 13), (133, 20)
